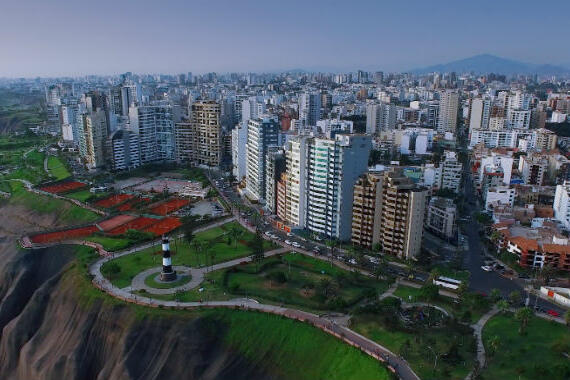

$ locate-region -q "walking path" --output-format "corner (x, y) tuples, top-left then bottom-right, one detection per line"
(465, 306), (499, 380)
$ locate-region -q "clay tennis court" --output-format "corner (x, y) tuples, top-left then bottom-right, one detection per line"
(94, 194), (134, 208)
(149, 198), (190, 215)
(143, 217), (182, 235)
(107, 217), (159, 235)
(30, 225), (99, 244)
(40, 181), (87, 194)
(96, 214), (138, 232)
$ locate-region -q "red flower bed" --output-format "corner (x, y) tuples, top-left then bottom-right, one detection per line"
(40, 181), (86, 194)
(30, 225), (98, 244)
(94, 194), (134, 208)
(108, 217), (159, 235)
(149, 198), (190, 216)
(143, 217), (182, 235)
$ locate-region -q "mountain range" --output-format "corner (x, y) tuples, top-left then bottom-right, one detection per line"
(411, 54), (569, 75)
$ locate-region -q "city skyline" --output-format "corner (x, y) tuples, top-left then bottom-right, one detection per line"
(2, 0), (570, 77)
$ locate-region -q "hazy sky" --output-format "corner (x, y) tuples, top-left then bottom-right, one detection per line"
(2, 0), (569, 77)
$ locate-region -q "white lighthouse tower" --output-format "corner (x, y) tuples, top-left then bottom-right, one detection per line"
(160, 235), (177, 281)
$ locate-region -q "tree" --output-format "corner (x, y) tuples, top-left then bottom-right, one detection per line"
(515, 307), (533, 335)
(509, 290), (521, 306)
(420, 283), (439, 303)
(105, 262), (121, 281)
(250, 230), (264, 271)
(564, 310), (570, 326)
(428, 268), (441, 283)
(486, 335), (501, 360)
(497, 299), (509, 314)
(490, 288), (502, 303)
(184, 230), (195, 246)
(228, 226), (243, 249)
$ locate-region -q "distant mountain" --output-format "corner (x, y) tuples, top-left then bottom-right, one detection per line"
(411, 54), (569, 75)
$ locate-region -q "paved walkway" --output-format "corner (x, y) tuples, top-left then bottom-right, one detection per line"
(465, 306), (499, 379)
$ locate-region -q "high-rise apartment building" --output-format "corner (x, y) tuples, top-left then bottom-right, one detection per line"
(440, 151), (463, 191)
(174, 121), (196, 163)
(130, 105), (175, 164)
(108, 129), (141, 171)
(299, 92), (321, 126)
(245, 116), (280, 201)
(231, 121), (248, 180)
(190, 101), (222, 167)
(284, 136), (310, 228)
(265, 148), (286, 214)
(437, 90), (459, 134)
(305, 134), (372, 240)
(81, 110), (108, 169)
(425, 197), (457, 240)
(366, 102), (396, 134)
(378, 168), (427, 259)
(351, 172), (383, 248)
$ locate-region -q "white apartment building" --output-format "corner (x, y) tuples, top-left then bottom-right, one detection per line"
(554, 182), (570, 229)
(245, 116), (280, 201)
(426, 196), (457, 239)
(231, 121), (248, 180)
(437, 90), (459, 133)
(284, 136), (310, 228)
(440, 151), (462, 191)
(484, 186), (515, 211)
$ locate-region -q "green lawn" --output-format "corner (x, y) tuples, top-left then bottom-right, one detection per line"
(47, 155), (71, 180)
(101, 221), (275, 288)
(482, 313), (570, 380)
(0, 149), (48, 184)
(87, 235), (133, 251)
(67, 189), (94, 202)
(352, 304), (475, 380)
(213, 309), (394, 380)
(3, 181), (99, 224)
(144, 272), (192, 289)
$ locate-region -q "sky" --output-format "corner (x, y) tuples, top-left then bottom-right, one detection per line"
(1, 0), (570, 77)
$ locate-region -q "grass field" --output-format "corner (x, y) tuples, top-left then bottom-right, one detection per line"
(482, 313), (570, 380)
(352, 303), (475, 380)
(87, 235), (133, 251)
(1, 149), (48, 184)
(101, 221), (275, 288)
(47, 155), (71, 180)
(66, 189), (94, 202)
(3, 181), (99, 224)
(212, 309), (394, 380)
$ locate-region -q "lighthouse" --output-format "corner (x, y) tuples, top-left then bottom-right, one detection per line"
(160, 235), (177, 281)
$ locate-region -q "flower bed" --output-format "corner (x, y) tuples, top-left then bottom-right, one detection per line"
(40, 181), (86, 194)
(30, 225), (98, 244)
(94, 193), (134, 208)
(107, 217), (159, 235)
(148, 198), (190, 216)
(143, 217), (182, 235)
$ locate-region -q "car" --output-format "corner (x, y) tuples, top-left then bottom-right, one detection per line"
(314, 236), (322, 241)
(547, 309), (560, 317)
(481, 265), (492, 272)
(287, 232), (293, 237)
(264, 231), (272, 237)
(285, 240), (292, 245)
(291, 241), (300, 247)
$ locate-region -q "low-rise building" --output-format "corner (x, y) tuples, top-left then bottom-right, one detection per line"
(425, 197), (456, 240)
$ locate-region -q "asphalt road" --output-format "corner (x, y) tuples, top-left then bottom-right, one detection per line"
(461, 166), (565, 314)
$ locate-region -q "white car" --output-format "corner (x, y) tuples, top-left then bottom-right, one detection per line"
(285, 240), (292, 245)
(291, 241), (300, 247)
(264, 231), (272, 237)
(287, 232), (293, 237)
(481, 265), (493, 272)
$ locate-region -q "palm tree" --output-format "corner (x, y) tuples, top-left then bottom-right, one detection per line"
(497, 299), (509, 314)
(486, 335), (501, 360)
(428, 268), (441, 283)
(515, 307), (533, 335)
(228, 226), (243, 249)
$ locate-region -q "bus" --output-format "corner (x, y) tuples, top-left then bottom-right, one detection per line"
(433, 276), (462, 290)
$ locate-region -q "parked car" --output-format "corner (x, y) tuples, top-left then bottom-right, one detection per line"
(481, 265), (492, 272)
(547, 310), (560, 317)
(285, 240), (292, 245)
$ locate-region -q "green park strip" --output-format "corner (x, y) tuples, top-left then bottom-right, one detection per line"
(134, 253), (390, 313)
(101, 221), (275, 288)
(71, 246), (393, 380)
(1, 149), (47, 184)
(351, 298), (476, 380)
(47, 155), (71, 180)
(66, 189), (94, 202)
(482, 313), (570, 380)
(3, 181), (99, 224)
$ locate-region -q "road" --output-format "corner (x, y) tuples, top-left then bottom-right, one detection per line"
(461, 165), (565, 314)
